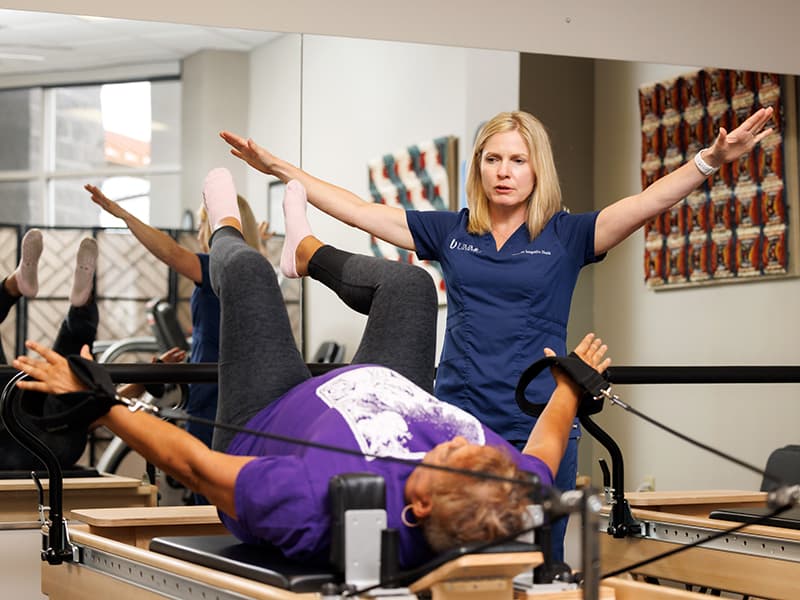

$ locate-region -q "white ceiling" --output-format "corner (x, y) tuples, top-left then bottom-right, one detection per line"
(0, 8), (279, 77)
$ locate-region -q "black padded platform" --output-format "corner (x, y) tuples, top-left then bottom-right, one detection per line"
(149, 534), (337, 592)
(0, 467), (100, 479)
(708, 506), (800, 530)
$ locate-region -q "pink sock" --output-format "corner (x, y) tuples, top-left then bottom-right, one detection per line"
(280, 180), (313, 279)
(16, 228), (43, 298)
(202, 167), (240, 230)
(70, 237), (98, 306)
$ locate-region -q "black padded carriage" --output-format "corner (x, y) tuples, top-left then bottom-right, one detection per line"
(150, 534), (336, 592)
(151, 472), (384, 592)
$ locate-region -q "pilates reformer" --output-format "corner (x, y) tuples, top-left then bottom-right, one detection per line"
(519, 361), (800, 599)
(6, 358), (800, 599)
(1, 358), (614, 600)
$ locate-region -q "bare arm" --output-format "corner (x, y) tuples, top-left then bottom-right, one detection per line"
(13, 341), (250, 516)
(522, 333), (611, 475)
(84, 184), (203, 283)
(594, 106), (775, 255)
(219, 131), (415, 250)
(97, 405), (251, 516)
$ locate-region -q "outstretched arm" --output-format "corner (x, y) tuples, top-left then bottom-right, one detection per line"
(84, 184), (203, 283)
(13, 341), (251, 516)
(219, 131), (415, 250)
(522, 333), (611, 475)
(594, 106), (775, 255)
(98, 403), (250, 515)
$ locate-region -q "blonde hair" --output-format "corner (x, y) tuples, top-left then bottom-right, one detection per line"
(421, 445), (530, 553)
(465, 111), (562, 240)
(197, 195), (260, 251)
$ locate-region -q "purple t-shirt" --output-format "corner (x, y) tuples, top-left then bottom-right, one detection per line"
(220, 365), (552, 569)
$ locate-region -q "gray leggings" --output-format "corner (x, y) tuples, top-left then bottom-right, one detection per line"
(208, 228), (437, 451)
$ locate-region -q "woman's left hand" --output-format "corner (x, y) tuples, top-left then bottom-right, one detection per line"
(544, 332), (611, 390)
(13, 341), (91, 395)
(706, 106), (775, 166)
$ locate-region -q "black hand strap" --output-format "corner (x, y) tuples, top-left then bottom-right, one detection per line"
(515, 352), (610, 417)
(34, 356), (124, 432)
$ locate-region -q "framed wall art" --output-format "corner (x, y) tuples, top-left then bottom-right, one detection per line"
(640, 69), (799, 289)
(367, 135), (459, 304)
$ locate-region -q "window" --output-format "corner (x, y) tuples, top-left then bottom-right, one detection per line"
(0, 79), (181, 226)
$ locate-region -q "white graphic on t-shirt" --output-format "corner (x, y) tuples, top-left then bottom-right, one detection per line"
(315, 366), (485, 461)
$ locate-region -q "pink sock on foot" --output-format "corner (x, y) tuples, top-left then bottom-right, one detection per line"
(16, 228), (43, 298)
(280, 180), (313, 279)
(202, 167), (240, 230)
(70, 237), (98, 306)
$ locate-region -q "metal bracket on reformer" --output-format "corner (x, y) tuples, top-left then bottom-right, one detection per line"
(0, 373), (79, 565)
(515, 353), (645, 539)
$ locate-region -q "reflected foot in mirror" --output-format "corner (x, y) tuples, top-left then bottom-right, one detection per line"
(70, 237), (98, 307)
(16, 228), (43, 298)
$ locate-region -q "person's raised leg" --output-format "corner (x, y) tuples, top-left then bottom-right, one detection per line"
(53, 237), (99, 358)
(282, 179), (437, 392)
(1, 228), (43, 320)
(11, 228), (43, 299)
(204, 168), (310, 451)
(0, 229), (44, 364)
(70, 236), (97, 307)
(279, 180), (313, 278)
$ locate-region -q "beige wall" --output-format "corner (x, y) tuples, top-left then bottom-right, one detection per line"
(9, 1), (800, 75)
(591, 60), (800, 492)
(298, 35), (518, 359)
(181, 50), (250, 215)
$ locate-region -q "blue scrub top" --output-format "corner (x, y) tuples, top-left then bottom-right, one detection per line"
(407, 208), (603, 442)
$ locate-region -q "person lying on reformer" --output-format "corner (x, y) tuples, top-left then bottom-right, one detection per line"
(11, 169), (611, 569)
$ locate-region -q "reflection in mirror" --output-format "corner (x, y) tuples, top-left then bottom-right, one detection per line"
(0, 8), (286, 227)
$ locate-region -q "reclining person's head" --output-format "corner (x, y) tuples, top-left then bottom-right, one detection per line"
(410, 438), (531, 553)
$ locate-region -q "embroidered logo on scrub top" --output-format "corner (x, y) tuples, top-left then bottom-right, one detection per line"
(512, 249), (552, 256)
(315, 366), (485, 461)
(449, 238), (481, 253)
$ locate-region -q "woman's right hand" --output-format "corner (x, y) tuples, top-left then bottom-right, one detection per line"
(84, 184), (128, 220)
(219, 131), (277, 177)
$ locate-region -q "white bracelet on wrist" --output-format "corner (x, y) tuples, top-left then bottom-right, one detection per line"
(693, 149), (719, 177)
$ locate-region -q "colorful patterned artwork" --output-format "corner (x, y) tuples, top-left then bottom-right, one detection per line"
(640, 69), (793, 289)
(367, 136), (458, 304)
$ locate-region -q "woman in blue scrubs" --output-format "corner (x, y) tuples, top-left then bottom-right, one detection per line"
(220, 106), (774, 561)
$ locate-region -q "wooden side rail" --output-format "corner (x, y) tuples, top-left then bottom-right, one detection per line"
(70, 505), (225, 548)
(0, 475), (156, 526)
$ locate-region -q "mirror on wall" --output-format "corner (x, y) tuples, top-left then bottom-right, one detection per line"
(0, 8), (288, 227)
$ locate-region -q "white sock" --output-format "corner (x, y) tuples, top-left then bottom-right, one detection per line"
(280, 180), (313, 279)
(70, 237), (98, 306)
(202, 167), (240, 230)
(16, 228), (43, 298)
